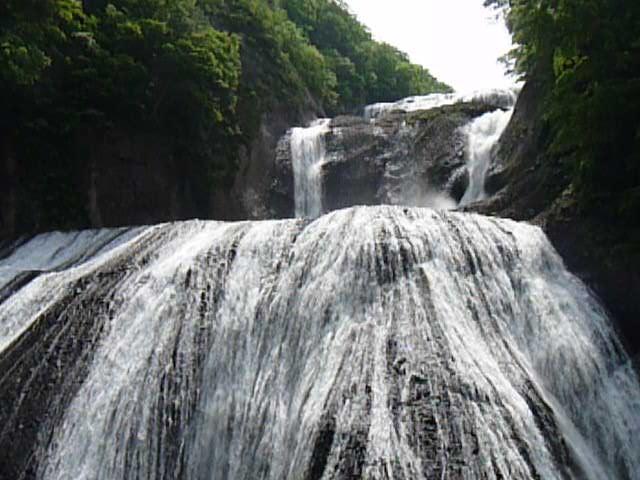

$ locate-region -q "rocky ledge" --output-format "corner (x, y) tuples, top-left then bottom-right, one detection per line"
(271, 101), (507, 217)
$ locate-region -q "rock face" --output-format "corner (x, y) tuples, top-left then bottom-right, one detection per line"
(0, 127), (219, 238)
(82, 128), (199, 227)
(473, 79), (640, 356)
(0, 140), (17, 241)
(0, 104), (317, 240)
(229, 106), (319, 221)
(273, 101), (507, 217)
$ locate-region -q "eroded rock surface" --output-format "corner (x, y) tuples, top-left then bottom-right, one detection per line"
(274, 101), (508, 216)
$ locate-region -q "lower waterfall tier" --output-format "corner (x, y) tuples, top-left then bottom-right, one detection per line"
(0, 206), (638, 479)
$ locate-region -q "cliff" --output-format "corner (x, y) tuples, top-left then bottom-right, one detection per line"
(0, 102), (319, 239)
(474, 80), (640, 356)
(271, 101), (506, 217)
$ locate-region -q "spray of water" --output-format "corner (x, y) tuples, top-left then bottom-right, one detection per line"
(0, 207), (637, 479)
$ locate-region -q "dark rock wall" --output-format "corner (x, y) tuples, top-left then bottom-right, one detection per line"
(0, 138), (17, 240)
(0, 129), (204, 237)
(80, 129), (188, 228)
(270, 130), (296, 218)
(0, 104), (316, 239)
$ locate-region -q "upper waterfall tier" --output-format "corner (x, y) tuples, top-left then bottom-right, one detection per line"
(0, 206), (638, 479)
(363, 88), (519, 120)
(459, 107), (514, 205)
(278, 88), (517, 220)
(290, 119), (331, 218)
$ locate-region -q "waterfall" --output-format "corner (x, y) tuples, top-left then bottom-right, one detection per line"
(288, 90), (517, 219)
(1, 206), (639, 479)
(0, 227), (145, 352)
(290, 119), (331, 218)
(459, 107), (514, 205)
(363, 87), (518, 120)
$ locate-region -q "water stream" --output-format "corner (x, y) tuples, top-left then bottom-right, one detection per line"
(0, 208), (638, 479)
(290, 119), (331, 218)
(459, 107), (514, 205)
(1, 88), (639, 480)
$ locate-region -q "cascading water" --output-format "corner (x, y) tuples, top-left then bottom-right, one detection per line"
(459, 107), (514, 205)
(290, 119), (331, 218)
(287, 89), (517, 219)
(363, 87), (519, 120)
(1, 206), (639, 479)
(0, 227), (145, 351)
(365, 89), (517, 208)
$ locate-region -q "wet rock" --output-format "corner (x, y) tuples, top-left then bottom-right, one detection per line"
(472, 79), (640, 356)
(273, 101), (503, 215)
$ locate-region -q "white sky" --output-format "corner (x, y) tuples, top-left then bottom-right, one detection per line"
(343, 0), (514, 92)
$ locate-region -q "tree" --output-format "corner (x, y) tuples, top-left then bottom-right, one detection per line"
(495, 0), (640, 220)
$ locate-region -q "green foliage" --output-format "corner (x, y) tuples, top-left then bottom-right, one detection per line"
(203, 0), (450, 114)
(200, 0), (334, 109)
(0, 34), (51, 86)
(0, 0), (83, 88)
(1, 0), (449, 230)
(2, 0), (242, 225)
(498, 0), (640, 223)
(277, 0), (451, 111)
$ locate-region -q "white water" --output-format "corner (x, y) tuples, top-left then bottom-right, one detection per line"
(364, 87), (518, 120)
(288, 91), (516, 218)
(0, 227), (148, 352)
(0, 228), (142, 290)
(459, 107), (514, 205)
(0, 207), (638, 479)
(290, 119), (331, 218)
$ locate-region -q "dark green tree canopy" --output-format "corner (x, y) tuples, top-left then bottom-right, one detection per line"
(0, 0), (450, 230)
(491, 0), (640, 221)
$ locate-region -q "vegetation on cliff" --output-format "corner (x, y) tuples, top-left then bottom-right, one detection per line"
(275, 0), (450, 111)
(2, 0), (243, 229)
(486, 0), (640, 224)
(0, 0), (450, 234)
